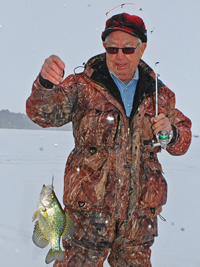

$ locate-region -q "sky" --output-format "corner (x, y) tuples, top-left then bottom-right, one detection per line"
(0, 0), (200, 133)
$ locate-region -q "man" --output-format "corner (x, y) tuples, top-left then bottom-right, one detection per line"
(26, 13), (191, 267)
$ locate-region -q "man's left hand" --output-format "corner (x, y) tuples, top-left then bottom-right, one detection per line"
(150, 113), (172, 135)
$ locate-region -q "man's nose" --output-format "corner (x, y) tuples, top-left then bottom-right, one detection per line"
(116, 48), (125, 59)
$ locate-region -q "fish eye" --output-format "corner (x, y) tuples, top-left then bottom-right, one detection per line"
(50, 193), (54, 198)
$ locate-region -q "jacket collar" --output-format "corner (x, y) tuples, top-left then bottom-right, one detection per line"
(84, 53), (158, 120)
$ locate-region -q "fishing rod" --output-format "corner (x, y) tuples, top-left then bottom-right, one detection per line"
(106, 3), (173, 149)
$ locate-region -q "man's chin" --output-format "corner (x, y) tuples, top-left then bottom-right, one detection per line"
(115, 72), (131, 82)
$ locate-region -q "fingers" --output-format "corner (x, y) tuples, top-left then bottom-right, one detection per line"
(151, 113), (172, 134)
(40, 55), (65, 85)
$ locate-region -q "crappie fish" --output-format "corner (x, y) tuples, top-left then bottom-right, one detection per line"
(32, 184), (75, 264)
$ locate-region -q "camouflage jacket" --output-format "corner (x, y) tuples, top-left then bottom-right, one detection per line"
(26, 53), (191, 222)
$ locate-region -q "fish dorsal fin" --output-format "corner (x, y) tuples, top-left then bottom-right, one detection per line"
(45, 248), (64, 264)
(32, 221), (49, 248)
(62, 213), (76, 241)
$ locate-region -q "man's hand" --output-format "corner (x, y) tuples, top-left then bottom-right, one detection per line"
(40, 55), (65, 85)
(150, 113), (172, 135)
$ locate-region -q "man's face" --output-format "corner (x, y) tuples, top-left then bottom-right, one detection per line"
(103, 31), (146, 81)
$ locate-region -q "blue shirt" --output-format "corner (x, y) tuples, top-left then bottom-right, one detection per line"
(109, 68), (139, 117)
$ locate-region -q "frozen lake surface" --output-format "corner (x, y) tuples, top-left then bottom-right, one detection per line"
(0, 129), (199, 267)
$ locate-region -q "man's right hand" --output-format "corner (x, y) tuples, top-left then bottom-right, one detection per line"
(40, 55), (65, 85)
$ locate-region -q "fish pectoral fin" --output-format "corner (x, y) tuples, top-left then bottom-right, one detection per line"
(32, 211), (38, 222)
(62, 213), (76, 241)
(45, 247), (64, 264)
(42, 210), (49, 221)
(32, 221), (49, 248)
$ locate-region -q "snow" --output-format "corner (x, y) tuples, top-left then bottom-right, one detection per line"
(0, 129), (199, 267)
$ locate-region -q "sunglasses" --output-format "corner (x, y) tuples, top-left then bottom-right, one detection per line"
(105, 43), (140, 54)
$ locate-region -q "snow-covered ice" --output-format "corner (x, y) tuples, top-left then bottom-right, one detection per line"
(0, 129), (199, 267)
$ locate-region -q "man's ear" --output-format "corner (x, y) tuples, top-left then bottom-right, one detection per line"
(140, 43), (147, 58)
(103, 41), (106, 49)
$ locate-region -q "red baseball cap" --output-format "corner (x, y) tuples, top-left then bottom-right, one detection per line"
(102, 13), (147, 43)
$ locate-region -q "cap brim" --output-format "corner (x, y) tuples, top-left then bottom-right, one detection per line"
(102, 28), (140, 41)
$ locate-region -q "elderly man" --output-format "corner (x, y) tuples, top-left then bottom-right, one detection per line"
(26, 13), (191, 267)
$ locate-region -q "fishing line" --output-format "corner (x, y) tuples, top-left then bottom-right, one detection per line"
(51, 126), (57, 184)
(52, 175), (54, 188)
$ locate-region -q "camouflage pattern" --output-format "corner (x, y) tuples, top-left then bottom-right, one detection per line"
(53, 208), (156, 267)
(27, 53), (191, 266)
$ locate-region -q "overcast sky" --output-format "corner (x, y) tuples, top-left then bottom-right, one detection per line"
(0, 0), (199, 133)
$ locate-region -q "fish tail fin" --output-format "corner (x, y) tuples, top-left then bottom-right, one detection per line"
(45, 247), (64, 264)
(62, 213), (76, 241)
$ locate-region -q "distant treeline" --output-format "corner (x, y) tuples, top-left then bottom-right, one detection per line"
(0, 109), (72, 131)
